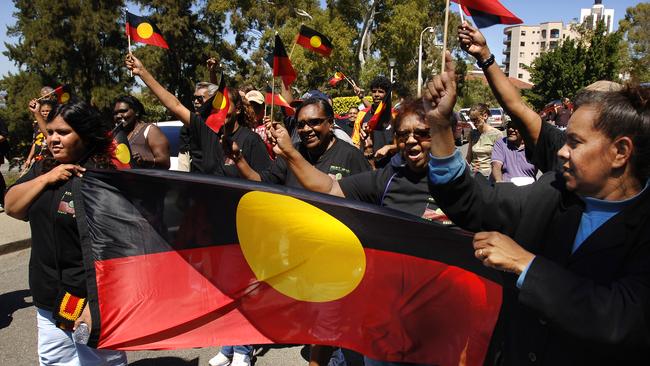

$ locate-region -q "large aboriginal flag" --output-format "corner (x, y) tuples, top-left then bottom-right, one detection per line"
(452, 0), (523, 28)
(273, 34), (297, 87)
(199, 74), (230, 133)
(296, 25), (333, 57)
(125, 11), (169, 49)
(75, 169), (502, 365)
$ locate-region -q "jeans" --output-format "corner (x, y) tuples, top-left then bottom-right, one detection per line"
(37, 308), (127, 366)
(220, 345), (253, 357)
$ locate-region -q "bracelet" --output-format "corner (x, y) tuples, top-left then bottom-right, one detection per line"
(477, 54), (495, 70)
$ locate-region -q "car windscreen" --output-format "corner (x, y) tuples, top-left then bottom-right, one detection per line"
(157, 125), (181, 156)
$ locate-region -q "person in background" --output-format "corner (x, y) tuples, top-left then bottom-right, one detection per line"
(5, 101), (127, 366)
(337, 106), (359, 138)
(24, 99), (56, 172)
(113, 95), (170, 169)
(466, 103), (502, 179)
(552, 97), (572, 129)
(490, 122), (537, 184)
(244, 89), (274, 158)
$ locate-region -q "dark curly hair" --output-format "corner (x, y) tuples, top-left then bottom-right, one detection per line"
(574, 84), (650, 182)
(114, 95), (146, 119)
(41, 101), (115, 172)
(369, 76), (392, 93)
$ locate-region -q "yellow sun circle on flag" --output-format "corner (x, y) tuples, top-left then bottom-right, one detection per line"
(212, 92), (227, 110)
(136, 23), (154, 39)
(115, 143), (131, 164)
(60, 92), (70, 103)
(309, 36), (322, 48)
(236, 191), (366, 303)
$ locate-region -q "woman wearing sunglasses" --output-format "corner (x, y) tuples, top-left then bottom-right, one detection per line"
(227, 97), (371, 188)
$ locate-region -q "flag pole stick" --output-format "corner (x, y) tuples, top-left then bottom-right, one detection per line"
(288, 24), (301, 60)
(441, 0), (451, 73)
(36, 89), (57, 101)
(458, 3), (466, 24)
(270, 77), (276, 123)
(126, 10), (133, 77)
(343, 75), (356, 88)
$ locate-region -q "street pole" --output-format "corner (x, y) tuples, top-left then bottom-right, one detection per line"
(389, 58), (396, 83)
(417, 26), (435, 98)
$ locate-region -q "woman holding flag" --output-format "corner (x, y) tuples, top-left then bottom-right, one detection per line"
(4, 101), (127, 365)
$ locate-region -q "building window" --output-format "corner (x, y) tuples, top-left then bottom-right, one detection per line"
(518, 74), (523, 79)
(550, 29), (560, 38)
(550, 41), (558, 49)
(521, 30), (526, 36)
(519, 52), (525, 57)
(520, 41), (525, 46)
(519, 63), (525, 68)
(541, 41), (546, 49)
(542, 30), (547, 38)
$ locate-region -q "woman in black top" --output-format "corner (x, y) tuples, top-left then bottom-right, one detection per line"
(4, 101), (127, 365)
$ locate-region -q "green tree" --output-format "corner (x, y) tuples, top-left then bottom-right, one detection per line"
(525, 21), (623, 109)
(619, 3), (650, 82)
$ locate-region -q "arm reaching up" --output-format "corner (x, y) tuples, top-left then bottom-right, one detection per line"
(126, 54), (192, 125)
(458, 22), (542, 146)
(424, 51), (457, 158)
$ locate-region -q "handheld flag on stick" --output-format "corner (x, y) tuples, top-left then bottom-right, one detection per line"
(200, 73), (230, 133)
(125, 11), (169, 49)
(452, 0), (523, 28)
(273, 34), (297, 87)
(366, 93), (392, 131)
(76, 169), (502, 365)
(328, 71), (345, 86)
(54, 85), (72, 104)
(296, 25), (333, 57)
(264, 91), (293, 110)
(109, 121), (132, 169)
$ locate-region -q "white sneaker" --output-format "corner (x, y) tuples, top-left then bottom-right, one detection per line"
(208, 352), (231, 366)
(231, 352), (251, 366)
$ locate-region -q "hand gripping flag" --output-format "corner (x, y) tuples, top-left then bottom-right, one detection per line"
(329, 71), (345, 87)
(273, 34), (297, 87)
(75, 169), (502, 365)
(126, 11), (169, 49)
(452, 0), (523, 28)
(54, 85), (72, 104)
(199, 74), (230, 134)
(296, 25), (333, 57)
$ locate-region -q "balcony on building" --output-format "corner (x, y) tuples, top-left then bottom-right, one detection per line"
(550, 29), (560, 39)
(503, 36), (511, 44)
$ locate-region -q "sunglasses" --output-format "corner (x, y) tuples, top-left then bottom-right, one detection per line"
(297, 117), (329, 129)
(395, 129), (431, 142)
(192, 95), (205, 102)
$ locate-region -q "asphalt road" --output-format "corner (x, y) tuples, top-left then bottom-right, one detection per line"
(0, 249), (307, 365)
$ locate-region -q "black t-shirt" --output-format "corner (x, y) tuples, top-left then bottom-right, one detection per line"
(189, 113), (225, 175)
(224, 126), (272, 177)
(0, 118), (8, 161)
(339, 155), (452, 225)
(13, 161), (87, 311)
(365, 105), (395, 169)
(336, 117), (355, 137)
(526, 121), (566, 173)
(259, 139), (371, 188)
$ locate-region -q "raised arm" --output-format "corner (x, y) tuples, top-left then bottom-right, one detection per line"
(268, 122), (345, 198)
(458, 23), (542, 146)
(125, 54), (192, 125)
(223, 139), (262, 182)
(28, 99), (47, 137)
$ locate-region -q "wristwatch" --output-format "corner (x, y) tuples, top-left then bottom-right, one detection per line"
(477, 54), (495, 70)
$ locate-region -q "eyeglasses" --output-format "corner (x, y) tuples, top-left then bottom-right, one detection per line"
(395, 129), (431, 142)
(113, 108), (130, 116)
(192, 95), (205, 102)
(297, 117), (329, 129)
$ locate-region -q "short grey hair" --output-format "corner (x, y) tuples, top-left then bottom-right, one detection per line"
(195, 82), (218, 97)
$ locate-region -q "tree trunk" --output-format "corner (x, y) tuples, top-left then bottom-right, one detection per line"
(358, 0), (377, 69)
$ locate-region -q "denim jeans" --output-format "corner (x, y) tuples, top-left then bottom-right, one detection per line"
(219, 345), (253, 357)
(36, 308), (127, 366)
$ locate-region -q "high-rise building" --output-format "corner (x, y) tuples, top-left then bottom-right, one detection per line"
(580, 0), (615, 33)
(502, 22), (579, 84)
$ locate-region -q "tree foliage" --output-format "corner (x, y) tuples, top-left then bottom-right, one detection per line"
(619, 3), (650, 82)
(525, 21), (623, 109)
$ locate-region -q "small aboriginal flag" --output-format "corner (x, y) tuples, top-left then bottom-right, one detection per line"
(125, 11), (169, 49)
(296, 25), (333, 57)
(367, 92), (392, 131)
(328, 71), (345, 86)
(273, 34), (297, 87)
(54, 85), (72, 104)
(452, 0), (522, 28)
(109, 123), (131, 170)
(264, 92), (292, 109)
(200, 73), (230, 133)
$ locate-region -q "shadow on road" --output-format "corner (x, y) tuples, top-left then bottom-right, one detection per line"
(130, 357), (198, 366)
(0, 289), (33, 329)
